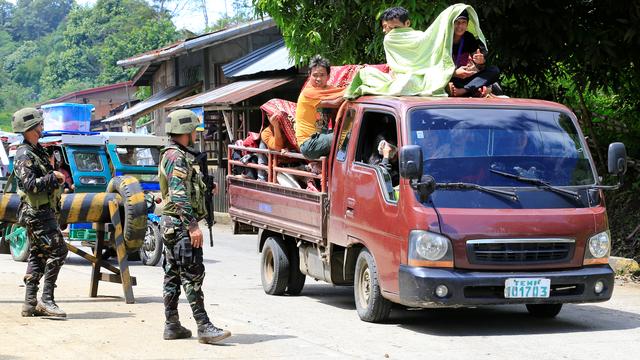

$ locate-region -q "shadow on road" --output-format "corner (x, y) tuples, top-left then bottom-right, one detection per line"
(300, 284), (640, 335)
(69, 311), (135, 320)
(300, 284), (354, 310)
(394, 304), (640, 335)
(222, 333), (296, 345)
(0, 354), (22, 360)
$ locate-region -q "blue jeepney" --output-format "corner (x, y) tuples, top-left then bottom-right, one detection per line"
(1, 131), (167, 266)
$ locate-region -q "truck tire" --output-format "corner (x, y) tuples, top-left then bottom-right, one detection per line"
(107, 176), (147, 251)
(140, 220), (162, 266)
(526, 303), (563, 318)
(354, 248), (391, 322)
(261, 237), (290, 295)
(285, 243), (306, 295)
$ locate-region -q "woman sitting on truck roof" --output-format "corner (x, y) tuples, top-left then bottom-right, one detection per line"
(295, 55), (345, 160)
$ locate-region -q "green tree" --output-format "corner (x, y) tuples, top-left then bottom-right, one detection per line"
(40, 0), (178, 91)
(7, 0), (73, 40)
(0, 0), (14, 27)
(253, 0), (447, 64)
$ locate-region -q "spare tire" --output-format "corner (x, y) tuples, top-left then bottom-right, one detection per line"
(107, 176), (147, 251)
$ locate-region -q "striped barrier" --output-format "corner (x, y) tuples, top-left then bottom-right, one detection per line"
(0, 176), (147, 303)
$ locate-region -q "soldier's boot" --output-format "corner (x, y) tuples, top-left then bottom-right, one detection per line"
(21, 283), (45, 317)
(36, 282), (66, 317)
(163, 314), (192, 340)
(197, 322), (231, 344)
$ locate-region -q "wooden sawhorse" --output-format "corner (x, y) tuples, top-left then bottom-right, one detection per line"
(64, 200), (136, 303)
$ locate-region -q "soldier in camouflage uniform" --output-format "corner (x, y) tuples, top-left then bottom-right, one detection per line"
(11, 108), (67, 318)
(159, 109), (231, 344)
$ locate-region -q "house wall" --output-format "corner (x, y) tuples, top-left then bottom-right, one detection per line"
(149, 27), (283, 135)
(69, 87), (135, 120)
(151, 59), (176, 135)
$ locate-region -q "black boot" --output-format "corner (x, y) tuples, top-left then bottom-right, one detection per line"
(162, 313), (191, 340)
(21, 283), (45, 317)
(164, 322), (193, 340)
(197, 322), (231, 344)
(36, 282), (66, 317)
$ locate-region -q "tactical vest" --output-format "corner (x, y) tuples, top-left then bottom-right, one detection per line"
(159, 145), (207, 220)
(15, 143), (62, 212)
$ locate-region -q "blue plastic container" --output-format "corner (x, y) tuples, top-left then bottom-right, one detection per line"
(41, 103), (94, 132)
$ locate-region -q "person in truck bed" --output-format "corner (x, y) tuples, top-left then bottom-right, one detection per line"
(295, 55), (345, 160)
(257, 112), (293, 182)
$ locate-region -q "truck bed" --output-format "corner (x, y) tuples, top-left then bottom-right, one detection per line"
(227, 176), (327, 244)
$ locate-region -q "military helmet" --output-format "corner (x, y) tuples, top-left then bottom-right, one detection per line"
(12, 107), (44, 133)
(165, 109), (202, 135)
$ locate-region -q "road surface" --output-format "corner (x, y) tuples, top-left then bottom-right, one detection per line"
(1, 225), (639, 359)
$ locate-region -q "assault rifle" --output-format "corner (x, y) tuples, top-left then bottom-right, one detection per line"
(194, 151), (215, 247)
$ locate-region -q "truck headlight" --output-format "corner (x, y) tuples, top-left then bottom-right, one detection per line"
(583, 230), (610, 265)
(408, 230), (453, 267)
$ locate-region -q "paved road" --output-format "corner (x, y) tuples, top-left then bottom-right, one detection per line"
(1, 225), (639, 359)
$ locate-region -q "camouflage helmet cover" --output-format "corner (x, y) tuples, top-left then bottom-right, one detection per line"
(165, 109), (201, 135)
(12, 107), (44, 133)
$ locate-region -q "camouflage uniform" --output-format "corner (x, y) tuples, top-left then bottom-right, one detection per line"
(15, 141), (67, 316)
(159, 141), (209, 326)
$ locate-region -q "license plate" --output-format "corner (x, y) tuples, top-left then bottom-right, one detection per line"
(504, 278), (550, 298)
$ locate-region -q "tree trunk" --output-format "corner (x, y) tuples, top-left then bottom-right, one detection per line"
(201, 0), (209, 29)
(574, 81), (605, 172)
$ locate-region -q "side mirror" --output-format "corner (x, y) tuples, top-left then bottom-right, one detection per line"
(399, 145), (423, 180)
(607, 142), (627, 176)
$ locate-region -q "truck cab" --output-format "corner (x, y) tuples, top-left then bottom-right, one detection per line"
(228, 96), (627, 322)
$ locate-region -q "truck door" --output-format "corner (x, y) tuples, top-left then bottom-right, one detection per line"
(328, 105), (358, 247)
(342, 109), (403, 295)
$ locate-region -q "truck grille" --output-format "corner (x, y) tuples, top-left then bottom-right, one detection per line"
(466, 238), (574, 265)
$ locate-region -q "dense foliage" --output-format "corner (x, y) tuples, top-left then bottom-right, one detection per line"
(0, 0), (179, 129)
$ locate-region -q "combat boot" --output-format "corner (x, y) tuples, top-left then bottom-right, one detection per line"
(197, 322), (231, 344)
(164, 321), (193, 340)
(36, 282), (66, 317)
(21, 283), (45, 317)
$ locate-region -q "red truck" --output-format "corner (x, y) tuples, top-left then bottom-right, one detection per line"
(227, 96), (627, 322)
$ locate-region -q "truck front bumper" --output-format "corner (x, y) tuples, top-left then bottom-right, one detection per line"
(398, 265), (614, 308)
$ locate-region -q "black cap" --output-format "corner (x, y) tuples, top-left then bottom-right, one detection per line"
(456, 9), (468, 21)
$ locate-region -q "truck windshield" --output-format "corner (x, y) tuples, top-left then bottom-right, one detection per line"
(409, 108), (595, 187)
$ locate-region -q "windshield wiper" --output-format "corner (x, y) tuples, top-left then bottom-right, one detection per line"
(436, 182), (519, 202)
(490, 169), (580, 201)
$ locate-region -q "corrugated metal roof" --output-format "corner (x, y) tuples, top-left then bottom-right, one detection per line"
(117, 18), (275, 68)
(167, 77), (294, 109)
(222, 39), (294, 78)
(102, 83), (200, 123)
(39, 81), (133, 106)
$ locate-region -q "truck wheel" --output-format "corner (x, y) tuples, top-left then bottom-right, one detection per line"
(261, 237), (290, 295)
(526, 304), (563, 318)
(285, 244), (305, 295)
(140, 220), (162, 266)
(7, 225), (30, 262)
(354, 248), (391, 322)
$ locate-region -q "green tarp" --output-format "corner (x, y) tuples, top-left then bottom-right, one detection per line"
(344, 3), (487, 99)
